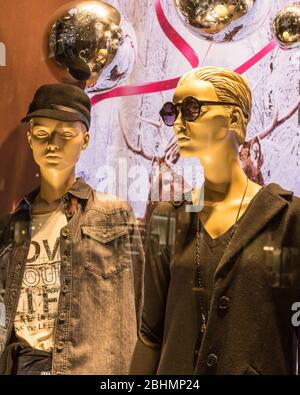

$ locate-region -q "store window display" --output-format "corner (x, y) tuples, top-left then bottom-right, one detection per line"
(0, 84), (144, 375)
(130, 67), (300, 375)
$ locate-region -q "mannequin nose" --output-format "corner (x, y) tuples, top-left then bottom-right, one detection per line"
(47, 132), (60, 151)
(47, 144), (59, 151)
(173, 112), (187, 134)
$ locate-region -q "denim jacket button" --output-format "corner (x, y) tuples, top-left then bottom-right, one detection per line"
(56, 342), (65, 351)
(61, 228), (69, 237)
(59, 313), (66, 323)
(61, 285), (68, 293)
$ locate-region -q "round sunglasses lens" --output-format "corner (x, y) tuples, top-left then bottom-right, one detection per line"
(161, 102), (176, 126)
(182, 97), (200, 122)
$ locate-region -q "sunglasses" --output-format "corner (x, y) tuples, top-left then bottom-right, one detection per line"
(159, 96), (246, 127)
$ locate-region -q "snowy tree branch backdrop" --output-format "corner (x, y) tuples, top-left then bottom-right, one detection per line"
(75, 0), (300, 218)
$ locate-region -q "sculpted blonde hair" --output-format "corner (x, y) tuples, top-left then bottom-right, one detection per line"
(178, 66), (252, 144)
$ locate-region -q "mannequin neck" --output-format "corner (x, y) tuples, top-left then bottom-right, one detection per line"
(34, 167), (77, 211)
(197, 135), (247, 204)
(202, 160), (247, 204)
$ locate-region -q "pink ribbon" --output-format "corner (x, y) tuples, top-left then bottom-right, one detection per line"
(91, 0), (198, 106)
(90, 77), (180, 105)
(154, 0), (199, 67)
(234, 39), (278, 74)
(91, 0), (280, 107)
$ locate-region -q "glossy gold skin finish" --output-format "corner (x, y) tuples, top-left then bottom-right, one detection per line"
(27, 117), (89, 214)
(173, 69), (262, 239)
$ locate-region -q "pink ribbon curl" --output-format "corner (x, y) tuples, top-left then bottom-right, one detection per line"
(91, 0), (280, 107)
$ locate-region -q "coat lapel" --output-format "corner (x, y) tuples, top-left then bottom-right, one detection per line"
(214, 183), (293, 279)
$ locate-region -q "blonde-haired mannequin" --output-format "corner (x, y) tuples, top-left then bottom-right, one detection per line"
(130, 67), (300, 375)
(178, 66), (252, 144)
(173, 66), (261, 239)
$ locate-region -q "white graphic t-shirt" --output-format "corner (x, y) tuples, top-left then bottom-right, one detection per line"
(14, 205), (67, 351)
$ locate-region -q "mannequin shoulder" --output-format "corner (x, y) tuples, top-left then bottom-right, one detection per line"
(288, 194), (300, 214)
(266, 182), (300, 219)
(151, 199), (188, 217)
(0, 213), (13, 248)
(149, 199), (194, 231)
(0, 213), (12, 231)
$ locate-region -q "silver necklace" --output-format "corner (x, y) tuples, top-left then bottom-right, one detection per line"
(194, 176), (249, 333)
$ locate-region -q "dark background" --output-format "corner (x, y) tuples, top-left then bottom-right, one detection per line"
(0, 0), (71, 215)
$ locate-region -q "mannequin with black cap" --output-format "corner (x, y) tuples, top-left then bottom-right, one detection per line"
(23, 83), (91, 214)
(0, 83), (144, 375)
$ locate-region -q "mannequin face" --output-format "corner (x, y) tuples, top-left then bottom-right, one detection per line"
(27, 117), (89, 172)
(172, 78), (238, 157)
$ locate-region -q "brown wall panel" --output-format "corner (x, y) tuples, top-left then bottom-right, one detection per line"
(0, 0), (69, 215)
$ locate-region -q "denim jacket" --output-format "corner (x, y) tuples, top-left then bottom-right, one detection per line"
(0, 177), (144, 374)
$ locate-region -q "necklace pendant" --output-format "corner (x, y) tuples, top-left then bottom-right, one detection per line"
(192, 286), (206, 295)
(192, 286), (204, 291)
(200, 312), (206, 333)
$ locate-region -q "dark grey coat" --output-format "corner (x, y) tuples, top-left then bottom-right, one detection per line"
(138, 183), (300, 375)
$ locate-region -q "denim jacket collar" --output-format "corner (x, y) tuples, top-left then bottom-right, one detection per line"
(11, 177), (92, 214)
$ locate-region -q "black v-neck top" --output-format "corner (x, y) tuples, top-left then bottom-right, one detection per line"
(197, 221), (233, 312)
(196, 188), (264, 316)
(139, 186), (269, 374)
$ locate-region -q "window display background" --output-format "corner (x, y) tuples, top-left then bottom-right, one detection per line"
(0, 0), (299, 219)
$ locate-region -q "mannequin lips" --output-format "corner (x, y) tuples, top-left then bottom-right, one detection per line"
(177, 134), (190, 143)
(45, 154), (62, 159)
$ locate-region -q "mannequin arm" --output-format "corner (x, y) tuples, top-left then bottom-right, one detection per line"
(130, 203), (171, 374)
(130, 337), (161, 374)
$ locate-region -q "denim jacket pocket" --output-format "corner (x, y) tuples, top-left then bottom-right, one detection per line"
(81, 224), (130, 279)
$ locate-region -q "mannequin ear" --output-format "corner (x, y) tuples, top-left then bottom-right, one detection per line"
(27, 131), (33, 149)
(82, 131), (90, 150)
(229, 108), (245, 144)
(27, 120), (34, 149)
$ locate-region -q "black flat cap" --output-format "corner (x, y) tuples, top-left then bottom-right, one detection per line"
(21, 83), (91, 130)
